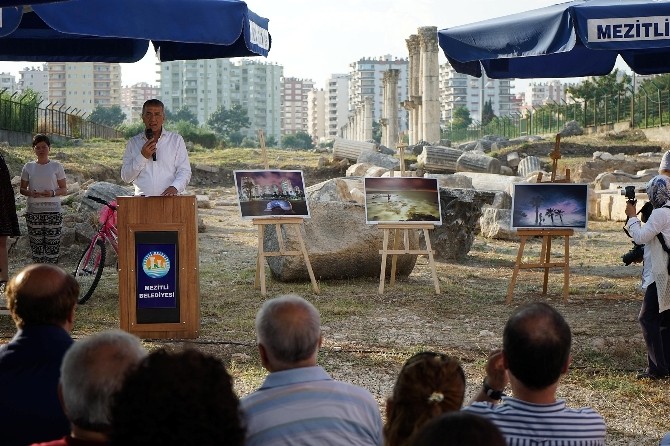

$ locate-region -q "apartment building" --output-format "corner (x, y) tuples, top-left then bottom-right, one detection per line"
(281, 77), (314, 135)
(349, 55), (408, 132)
(121, 82), (160, 122)
(18, 65), (48, 99)
(159, 58), (282, 141)
(326, 73), (349, 139)
(524, 80), (570, 108)
(439, 62), (515, 124)
(306, 88), (326, 142)
(46, 62), (121, 114)
(0, 72), (17, 94)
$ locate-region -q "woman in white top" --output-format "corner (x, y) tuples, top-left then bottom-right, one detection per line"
(625, 174), (670, 379)
(19, 134), (67, 264)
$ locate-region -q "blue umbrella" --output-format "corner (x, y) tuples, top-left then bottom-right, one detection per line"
(438, 0), (670, 78)
(0, 0), (270, 62)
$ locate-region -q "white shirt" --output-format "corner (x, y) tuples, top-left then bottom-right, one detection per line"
(120, 129), (191, 196)
(627, 204), (670, 312)
(21, 160), (65, 213)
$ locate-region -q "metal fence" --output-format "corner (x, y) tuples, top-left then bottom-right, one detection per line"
(443, 87), (670, 143)
(0, 92), (122, 140)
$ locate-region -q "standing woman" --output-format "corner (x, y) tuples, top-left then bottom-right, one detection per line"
(0, 151), (20, 291)
(19, 134), (67, 264)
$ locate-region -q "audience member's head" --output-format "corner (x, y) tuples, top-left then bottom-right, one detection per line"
(60, 330), (147, 438)
(503, 302), (571, 390)
(384, 351), (466, 446)
(410, 411), (506, 446)
(109, 348), (245, 446)
(5, 264), (78, 330)
(255, 294), (322, 371)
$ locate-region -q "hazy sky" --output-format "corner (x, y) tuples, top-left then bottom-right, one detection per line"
(0, 0), (613, 91)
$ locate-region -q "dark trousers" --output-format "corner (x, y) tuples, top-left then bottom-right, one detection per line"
(640, 282), (670, 376)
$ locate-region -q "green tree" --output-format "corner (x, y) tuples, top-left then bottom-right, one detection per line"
(264, 135), (278, 148)
(206, 104), (250, 139)
(87, 105), (126, 127)
(281, 132), (314, 150)
(166, 106), (198, 125)
(567, 69), (631, 100)
(452, 106), (472, 129)
(482, 99), (496, 126)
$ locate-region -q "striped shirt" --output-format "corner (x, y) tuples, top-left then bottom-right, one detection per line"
(462, 396), (606, 446)
(240, 366), (383, 446)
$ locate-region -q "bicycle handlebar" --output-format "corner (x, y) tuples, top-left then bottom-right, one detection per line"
(86, 195), (117, 210)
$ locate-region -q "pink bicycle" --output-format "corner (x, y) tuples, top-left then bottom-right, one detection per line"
(73, 195), (118, 304)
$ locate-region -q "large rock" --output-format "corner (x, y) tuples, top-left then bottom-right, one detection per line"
(306, 178), (363, 202)
(428, 188), (496, 260)
(346, 163), (372, 177)
(560, 120), (584, 137)
(456, 151), (501, 174)
(479, 208), (517, 240)
(424, 174), (473, 189)
(453, 172), (524, 195)
(264, 200), (418, 281)
(517, 156), (542, 178)
(357, 150), (400, 170)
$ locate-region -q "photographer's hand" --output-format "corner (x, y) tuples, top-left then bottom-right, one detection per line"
(625, 201), (637, 218)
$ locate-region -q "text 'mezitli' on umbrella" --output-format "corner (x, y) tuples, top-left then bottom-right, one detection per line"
(0, 0), (270, 63)
(438, 0), (670, 79)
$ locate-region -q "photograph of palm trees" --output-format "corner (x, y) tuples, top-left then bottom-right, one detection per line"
(234, 170), (309, 219)
(364, 177), (441, 224)
(512, 183), (588, 230)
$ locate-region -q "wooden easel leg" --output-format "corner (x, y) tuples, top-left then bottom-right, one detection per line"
(542, 236), (552, 295)
(255, 224), (267, 296)
(390, 228), (400, 286)
(293, 225), (320, 294)
(507, 235), (527, 303)
(379, 228), (390, 294)
(423, 228), (440, 294)
(563, 235), (570, 301)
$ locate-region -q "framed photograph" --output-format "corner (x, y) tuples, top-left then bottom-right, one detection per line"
(364, 177), (442, 224)
(234, 170), (309, 219)
(511, 183), (588, 230)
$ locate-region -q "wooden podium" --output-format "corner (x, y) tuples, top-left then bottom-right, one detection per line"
(117, 196), (200, 339)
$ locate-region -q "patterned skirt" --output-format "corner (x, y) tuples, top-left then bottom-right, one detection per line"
(0, 154), (20, 237)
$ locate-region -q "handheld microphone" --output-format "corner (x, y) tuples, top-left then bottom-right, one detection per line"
(145, 128), (156, 161)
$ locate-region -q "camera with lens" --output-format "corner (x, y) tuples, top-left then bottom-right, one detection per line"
(621, 186), (653, 266)
(620, 185), (638, 204)
(622, 241), (645, 265)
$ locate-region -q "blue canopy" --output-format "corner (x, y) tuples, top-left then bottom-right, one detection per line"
(0, 0), (270, 62)
(438, 0), (670, 78)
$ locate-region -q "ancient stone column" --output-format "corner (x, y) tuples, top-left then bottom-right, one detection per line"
(363, 96), (374, 142)
(405, 34), (421, 145)
(382, 69), (400, 149)
(419, 26), (441, 144)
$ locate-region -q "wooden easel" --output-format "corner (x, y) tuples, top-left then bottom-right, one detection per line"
(506, 134), (573, 303)
(251, 129), (320, 296)
(253, 217), (319, 296)
(377, 141), (440, 295)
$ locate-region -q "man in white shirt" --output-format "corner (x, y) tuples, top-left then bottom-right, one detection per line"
(121, 99), (191, 196)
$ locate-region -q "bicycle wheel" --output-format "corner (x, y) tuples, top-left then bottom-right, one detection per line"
(73, 239), (106, 304)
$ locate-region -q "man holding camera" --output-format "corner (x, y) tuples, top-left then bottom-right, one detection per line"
(625, 175), (670, 380)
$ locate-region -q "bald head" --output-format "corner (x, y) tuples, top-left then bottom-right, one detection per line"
(255, 295), (321, 368)
(6, 264), (79, 329)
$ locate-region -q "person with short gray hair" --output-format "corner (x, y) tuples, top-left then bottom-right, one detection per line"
(242, 294), (383, 446)
(56, 329), (147, 444)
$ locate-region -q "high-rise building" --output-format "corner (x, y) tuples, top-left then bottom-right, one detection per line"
(0, 72), (17, 94)
(281, 77), (314, 135)
(439, 62), (515, 124)
(326, 73), (349, 139)
(524, 80), (571, 108)
(18, 65), (48, 99)
(121, 82), (160, 122)
(306, 88), (326, 142)
(46, 62), (121, 114)
(159, 58), (282, 142)
(349, 55), (408, 132)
